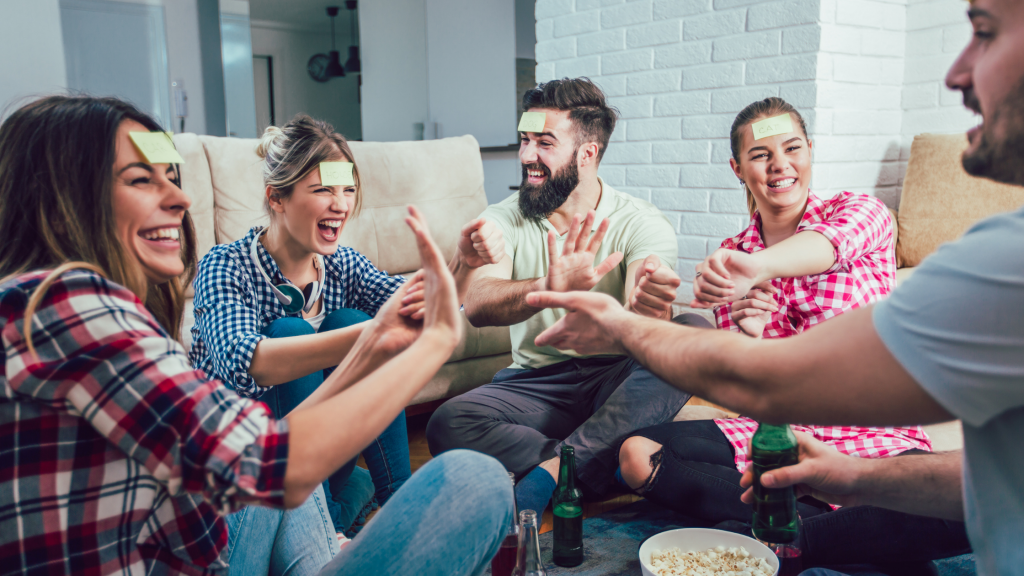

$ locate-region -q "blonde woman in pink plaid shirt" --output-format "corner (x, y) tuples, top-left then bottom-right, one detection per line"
(611, 98), (969, 571)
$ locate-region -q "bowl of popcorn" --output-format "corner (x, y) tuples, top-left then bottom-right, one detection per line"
(639, 528), (779, 576)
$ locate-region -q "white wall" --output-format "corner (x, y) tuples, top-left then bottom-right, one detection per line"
(898, 0), (976, 204)
(359, 0), (429, 142)
(812, 0), (906, 208)
(164, 0), (207, 133)
(0, 0), (68, 117)
(250, 20), (362, 139)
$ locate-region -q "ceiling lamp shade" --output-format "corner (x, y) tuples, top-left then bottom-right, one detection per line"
(344, 0), (361, 74)
(308, 7), (345, 81)
(344, 46), (360, 73)
(326, 50), (345, 77)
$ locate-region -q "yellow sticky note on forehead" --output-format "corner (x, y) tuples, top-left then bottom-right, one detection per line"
(751, 114), (794, 141)
(518, 112), (546, 133)
(129, 132), (184, 164)
(319, 162), (354, 186)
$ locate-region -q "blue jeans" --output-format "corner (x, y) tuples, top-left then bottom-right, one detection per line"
(261, 309), (412, 533)
(226, 484), (338, 576)
(225, 450), (512, 576)
(321, 450), (514, 576)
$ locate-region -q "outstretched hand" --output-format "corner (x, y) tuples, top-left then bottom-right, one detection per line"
(691, 248), (766, 308)
(405, 205), (463, 348)
(739, 432), (866, 509)
(525, 290), (629, 355)
(544, 211), (623, 293)
(457, 217), (504, 269)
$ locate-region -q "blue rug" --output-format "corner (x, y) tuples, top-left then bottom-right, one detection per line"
(490, 500), (975, 576)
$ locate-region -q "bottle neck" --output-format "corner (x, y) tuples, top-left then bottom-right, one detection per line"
(558, 450), (576, 492)
(516, 514), (546, 574)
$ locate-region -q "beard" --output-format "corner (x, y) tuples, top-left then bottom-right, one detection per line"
(518, 155), (580, 221)
(961, 76), (1024, 187)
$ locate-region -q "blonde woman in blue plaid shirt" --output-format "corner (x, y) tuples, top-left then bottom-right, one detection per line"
(189, 115), (504, 538)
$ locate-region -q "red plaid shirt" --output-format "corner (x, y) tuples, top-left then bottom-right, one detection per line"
(710, 192), (931, 472)
(0, 270), (290, 575)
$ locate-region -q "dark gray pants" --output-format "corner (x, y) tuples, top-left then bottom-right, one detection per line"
(426, 314), (709, 498)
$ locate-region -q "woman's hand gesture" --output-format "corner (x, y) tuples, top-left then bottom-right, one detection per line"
(690, 248), (765, 308)
(405, 205), (463, 350)
(729, 287), (778, 338)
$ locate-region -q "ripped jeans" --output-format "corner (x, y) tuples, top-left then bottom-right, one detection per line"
(618, 420), (971, 569)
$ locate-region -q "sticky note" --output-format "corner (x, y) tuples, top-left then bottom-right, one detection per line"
(320, 162), (355, 186)
(129, 132), (185, 164)
(518, 112), (546, 133)
(751, 114), (794, 141)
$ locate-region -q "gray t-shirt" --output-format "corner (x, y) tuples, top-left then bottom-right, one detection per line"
(873, 206), (1024, 576)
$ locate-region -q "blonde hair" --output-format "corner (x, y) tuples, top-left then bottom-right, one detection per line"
(0, 96), (197, 355)
(256, 114), (362, 217)
(729, 97), (809, 216)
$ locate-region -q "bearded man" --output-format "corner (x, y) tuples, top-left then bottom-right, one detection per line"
(426, 77), (697, 515)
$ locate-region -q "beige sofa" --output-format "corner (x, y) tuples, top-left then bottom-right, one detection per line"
(173, 133), (513, 410)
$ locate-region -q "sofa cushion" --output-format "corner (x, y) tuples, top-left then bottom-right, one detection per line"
(197, 135), (489, 275)
(172, 133), (218, 269)
(897, 133), (1024, 267)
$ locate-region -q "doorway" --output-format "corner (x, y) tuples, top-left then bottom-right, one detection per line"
(253, 55), (275, 134)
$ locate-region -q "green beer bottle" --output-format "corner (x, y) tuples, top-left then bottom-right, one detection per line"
(750, 422), (799, 545)
(552, 445), (583, 567)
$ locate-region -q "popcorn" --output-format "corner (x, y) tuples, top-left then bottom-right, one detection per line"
(650, 546), (774, 576)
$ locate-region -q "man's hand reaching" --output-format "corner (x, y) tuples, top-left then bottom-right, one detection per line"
(544, 210), (623, 293)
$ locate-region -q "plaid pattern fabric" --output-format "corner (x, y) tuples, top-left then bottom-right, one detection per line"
(189, 226), (405, 398)
(0, 270), (289, 575)
(714, 191), (896, 337)
(716, 418), (933, 474)
(710, 192), (929, 473)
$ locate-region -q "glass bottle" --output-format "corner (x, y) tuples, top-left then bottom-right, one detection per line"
(750, 422), (800, 545)
(490, 472), (519, 576)
(511, 510), (547, 576)
(552, 445), (584, 567)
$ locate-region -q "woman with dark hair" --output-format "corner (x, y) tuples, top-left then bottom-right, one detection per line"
(188, 116), (505, 538)
(615, 98), (970, 571)
(0, 95), (512, 576)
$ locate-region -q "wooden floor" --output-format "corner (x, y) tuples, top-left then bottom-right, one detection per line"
(361, 397), (731, 534)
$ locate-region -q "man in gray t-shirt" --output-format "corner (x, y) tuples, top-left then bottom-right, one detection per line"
(518, 1), (1024, 573)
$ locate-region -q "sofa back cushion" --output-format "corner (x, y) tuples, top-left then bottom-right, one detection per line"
(897, 133), (1024, 267)
(199, 135), (488, 274)
(172, 133), (218, 262)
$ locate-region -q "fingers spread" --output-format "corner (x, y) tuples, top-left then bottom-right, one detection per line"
(576, 210), (597, 252)
(563, 213), (583, 255)
(593, 251), (624, 278)
(547, 229), (558, 264)
(586, 217), (612, 254)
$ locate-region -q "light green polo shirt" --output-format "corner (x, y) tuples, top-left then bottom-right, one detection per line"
(481, 177), (677, 370)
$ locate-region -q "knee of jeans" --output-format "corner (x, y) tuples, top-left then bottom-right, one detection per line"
(435, 450), (514, 524)
(262, 316), (316, 338)
(320, 308), (372, 332)
(618, 436), (661, 490)
(671, 312), (714, 329)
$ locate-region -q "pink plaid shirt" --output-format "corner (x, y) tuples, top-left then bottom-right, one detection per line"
(714, 191), (896, 338)
(710, 191), (931, 472)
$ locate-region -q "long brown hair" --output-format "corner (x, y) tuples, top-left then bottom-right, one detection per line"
(256, 114), (362, 217)
(0, 95), (197, 347)
(729, 97), (809, 215)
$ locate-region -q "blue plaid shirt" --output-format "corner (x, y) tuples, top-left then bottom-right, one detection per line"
(189, 226), (405, 398)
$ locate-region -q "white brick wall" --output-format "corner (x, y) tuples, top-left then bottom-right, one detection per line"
(533, 0), (976, 308)
(898, 0), (976, 198)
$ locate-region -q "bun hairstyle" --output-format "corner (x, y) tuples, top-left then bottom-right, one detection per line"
(255, 114), (361, 217)
(729, 97), (809, 215)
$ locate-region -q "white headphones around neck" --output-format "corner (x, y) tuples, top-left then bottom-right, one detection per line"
(249, 227), (325, 314)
